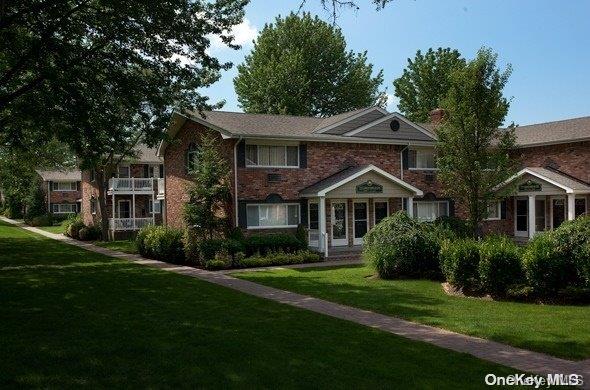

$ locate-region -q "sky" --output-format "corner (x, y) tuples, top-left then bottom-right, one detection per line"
(204, 0), (590, 126)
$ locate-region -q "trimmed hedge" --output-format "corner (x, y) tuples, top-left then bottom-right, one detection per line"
(363, 212), (449, 280)
(478, 235), (522, 296)
(78, 225), (101, 241)
(64, 216), (85, 239)
(25, 213), (53, 227)
(204, 250), (321, 270)
(137, 225), (184, 264)
(244, 233), (305, 256)
(440, 239), (480, 291)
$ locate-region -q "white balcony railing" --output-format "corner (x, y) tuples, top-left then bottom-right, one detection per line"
(109, 218), (153, 231)
(109, 178), (156, 192)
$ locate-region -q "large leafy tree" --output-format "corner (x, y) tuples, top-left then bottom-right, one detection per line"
(0, 0), (248, 238)
(234, 13), (385, 117)
(393, 48), (466, 122)
(436, 48), (517, 237)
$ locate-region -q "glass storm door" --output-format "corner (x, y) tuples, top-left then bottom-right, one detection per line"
(331, 201), (347, 246)
(353, 201), (368, 245)
(552, 198), (566, 229)
(514, 198), (528, 237)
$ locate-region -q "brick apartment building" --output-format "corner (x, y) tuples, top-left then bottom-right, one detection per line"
(153, 107), (590, 255)
(36, 170), (82, 215)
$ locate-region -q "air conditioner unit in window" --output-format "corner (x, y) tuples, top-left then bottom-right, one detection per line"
(267, 173), (282, 183)
(425, 173), (436, 183)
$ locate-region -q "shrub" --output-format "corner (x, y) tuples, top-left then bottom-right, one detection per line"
(226, 226), (245, 241)
(183, 228), (201, 264)
(78, 225), (101, 241)
(64, 215), (85, 239)
(198, 238), (245, 266)
(205, 259), (229, 270)
(552, 216), (590, 287)
(243, 233), (304, 256)
(577, 242), (590, 287)
(440, 239), (480, 291)
(237, 250), (320, 268)
(137, 225), (184, 264)
(25, 213), (53, 227)
(24, 179), (47, 219)
(295, 224), (308, 247)
(434, 216), (470, 238)
(363, 212), (444, 279)
(522, 232), (575, 295)
(478, 235), (522, 296)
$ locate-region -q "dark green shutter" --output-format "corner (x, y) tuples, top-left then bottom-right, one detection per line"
(402, 149), (409, 169)
(299, 199), (308, 227)
(237, 140), (246, 168)
(449, 200), (455, 217)
(501, 200), (507, 219)
(238, 201), (247, 228)
(299, 144), (307, 168)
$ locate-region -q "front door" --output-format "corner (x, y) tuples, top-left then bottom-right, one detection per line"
(331, 201), (347, 246)
(552, 198), (566, 229)
(514, 198), (528, 237)
(118, 200), (131, 219)
(353, 201), (368, 245)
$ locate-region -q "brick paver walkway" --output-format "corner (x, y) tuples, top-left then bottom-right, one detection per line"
(2, 217), (589, 382)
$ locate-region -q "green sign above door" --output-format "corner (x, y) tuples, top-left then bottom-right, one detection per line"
(518, 180), (542, 192)
(356, 180), (383, 194)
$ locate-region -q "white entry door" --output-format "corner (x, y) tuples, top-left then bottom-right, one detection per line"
(514, 197), (528, 237)
(331, 201), (348, 246)
(353, 200), (368, 245)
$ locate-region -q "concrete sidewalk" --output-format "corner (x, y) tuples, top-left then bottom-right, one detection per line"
(2, 216), (588, 383)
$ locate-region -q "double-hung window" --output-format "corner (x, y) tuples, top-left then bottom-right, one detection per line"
(246, 144), (299, 168)
(52, 204), (77, 214)
(486, 201), (501, 220)
(149, 199), (161, 214)
(52, 181), (77, 191)
(413, 201), (448, 221)
(407, 148), (437, 170)
(246, 204), (300, 228)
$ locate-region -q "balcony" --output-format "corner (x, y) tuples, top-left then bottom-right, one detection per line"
(109, 218), (154, 231)
(156, 178), (165, 199)
(108, 178), (161, 194)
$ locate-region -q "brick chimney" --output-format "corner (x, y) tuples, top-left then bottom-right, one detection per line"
(429, 108), (445, 125)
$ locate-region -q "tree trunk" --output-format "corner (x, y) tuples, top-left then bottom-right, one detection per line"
(95, 170), (110, 241)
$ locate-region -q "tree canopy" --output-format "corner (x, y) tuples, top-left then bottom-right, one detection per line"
(234, 12), (385, 117)
(393, 48), (466, 122)
(435, 48), (517, 236)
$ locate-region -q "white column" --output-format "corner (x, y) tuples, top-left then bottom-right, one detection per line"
(407, 197), (414, 218)
(132, 193), (136, 230)
(152, 192), (156, 226)
(528, 195), (536, 239)
(319, 196), (327, 256)
(567, 193), (576, 221)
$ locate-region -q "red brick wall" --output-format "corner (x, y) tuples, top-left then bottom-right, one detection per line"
(45, 182), (81, 207)
(163, 121), (236, 229)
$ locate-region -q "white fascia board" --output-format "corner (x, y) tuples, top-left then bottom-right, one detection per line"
(317, 164), (423, 197)
(313, 106), (389, 134)
(342, 112), (437, 141)
(495, 168), (574, 193)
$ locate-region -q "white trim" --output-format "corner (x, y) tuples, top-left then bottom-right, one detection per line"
(51, 203), (77, 214)
(311, 164), (423, 197)
(514, 197), (529, 237)
(51, 181), (78, 192)
(330, 200), (348, 246)
(245, 203), (300, 230)
(342, 112), (437, 140)
(245, 144), (300, 168)
(313, 106), (389, 134)
(117, 199), (131, 219)
(412, 200), (449, 222)
(373, 199), (389, 225)
(352, 200), (369, 245)
(497, 168), (590, 194)
(484, 201), (502, 221)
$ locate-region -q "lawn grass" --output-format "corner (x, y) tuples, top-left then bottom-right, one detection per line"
(0, 220), (522, 388)
(235, 264), (590, 360)
(38, 224), (65, 234)
(94, 239), (137, 254)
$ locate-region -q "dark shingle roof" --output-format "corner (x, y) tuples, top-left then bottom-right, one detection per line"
(36, 170), (81, 181)
(299, 165), (369, 196)
(515, 116), (590, 147)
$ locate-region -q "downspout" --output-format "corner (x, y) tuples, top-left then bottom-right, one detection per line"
(400, 143), (410, 181)
(233, 137), (242, 227)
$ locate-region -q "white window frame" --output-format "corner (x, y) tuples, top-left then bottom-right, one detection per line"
(117, 165), (130, 178)
(373, 199), (389, 225)
(149, 199), (161, 214)
(51, 203), (77, 214)
(117, 199), (131, 218)
(51, 181), (77, 191)
(246, 203), (300, 229)
(408, 148), (438, 171)
(413, 200), (449, 221)
(245, 144), (299, 168)
(485, 201), (502, 221)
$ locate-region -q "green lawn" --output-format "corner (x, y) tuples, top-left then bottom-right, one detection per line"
(235, 265), (590, 360)
(0, 220), (521, 388)
(94, 239), (137, 254)
(38, 224), (65, 234)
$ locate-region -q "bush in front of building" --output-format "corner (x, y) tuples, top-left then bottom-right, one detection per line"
(137, 225), (185, 264)
(237, 250), (320, 268)
(478, 235), (523, 296)
(551, 216), (590, 287)
(363, 211), (446, 280)
(434, 216), (471, 238)
(63, 215), (85, 239)
(243, 233), (306, 256)
(78, 225), (102, 241)
(440, 238), (481, 291)
(25, 213), (53, 227)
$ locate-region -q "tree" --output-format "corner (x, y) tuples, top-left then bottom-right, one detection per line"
(393, 48), (466, 122)
(234, 13), (385, 117)
(435, 48), (517, 237)
(183, 133), (232, 239)
(24, 177), (47, 218)
(298, 0), (395, 24)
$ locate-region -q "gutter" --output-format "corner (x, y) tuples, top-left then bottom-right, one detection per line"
(233, 137), (242, 227)
(400, 143), (410, 180)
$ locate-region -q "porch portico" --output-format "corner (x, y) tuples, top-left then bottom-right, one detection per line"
(300, 165), (423, 256)
(496, 168), (590, 239)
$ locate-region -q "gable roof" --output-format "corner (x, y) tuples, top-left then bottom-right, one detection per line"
(514, 116), (590, 147)
(36, 170), (81, 181)
(496, 167), (590, 194)
(299, 164), (423, 197)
